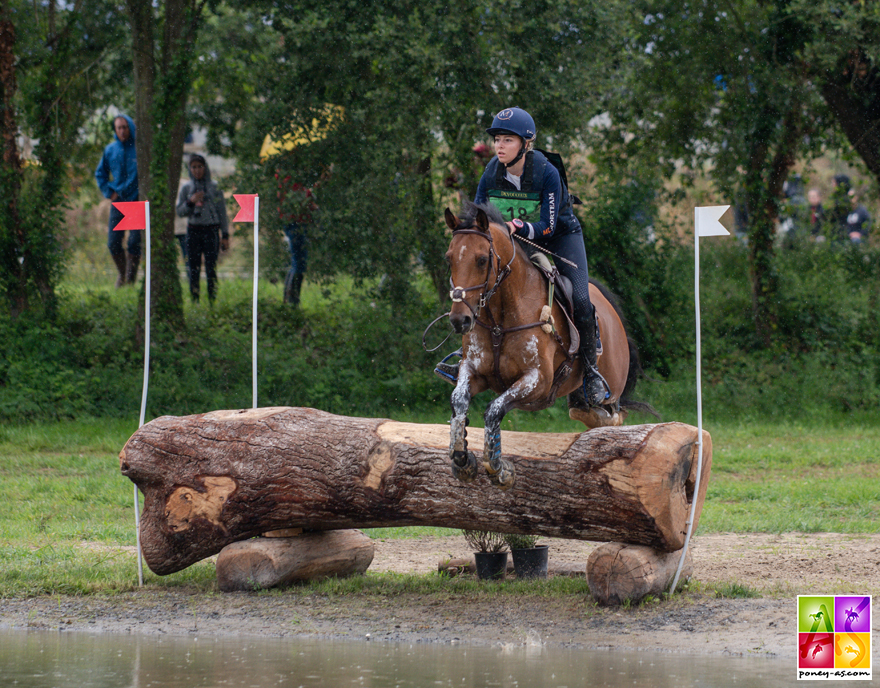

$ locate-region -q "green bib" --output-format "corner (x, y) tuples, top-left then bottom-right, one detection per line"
(487, 189), (542, 224)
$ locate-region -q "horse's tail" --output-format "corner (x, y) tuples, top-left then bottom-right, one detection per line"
(589, 278), (661, 420)
(620, 334), (661, 419)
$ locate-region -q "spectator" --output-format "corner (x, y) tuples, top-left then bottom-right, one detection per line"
(846, 189), (871, 243)
(175, 174), (190, 282)
(276, 171), (319, 306)
(829, 174), (852, 241)
(176, 154), (229, 303)
(94, 114), (140, 287)
(807, 188), (826, 241)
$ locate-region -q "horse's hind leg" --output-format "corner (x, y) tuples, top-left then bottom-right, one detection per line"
(449, 373), (478, 483)
(482, 392), (519, 491)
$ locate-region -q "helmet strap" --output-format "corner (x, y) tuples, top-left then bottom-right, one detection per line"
(503, 137), (527, 170)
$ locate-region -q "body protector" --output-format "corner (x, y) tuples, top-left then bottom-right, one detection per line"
(477, 149), (580, 242)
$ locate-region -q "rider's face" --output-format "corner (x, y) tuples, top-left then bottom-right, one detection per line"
(494, 135), (522, 165)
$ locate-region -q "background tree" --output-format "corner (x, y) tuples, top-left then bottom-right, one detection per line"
(594, 0), (837, 347)
(124, 0), (207, 332)
(0, 0), (128, 317)
(212, 0), (619, 304)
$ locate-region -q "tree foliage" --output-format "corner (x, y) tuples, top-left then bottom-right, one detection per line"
(203, 0), (620, 303)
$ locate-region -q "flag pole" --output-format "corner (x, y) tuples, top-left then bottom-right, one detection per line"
(252, 196), (260, 409)
(134, 201), (151, 588)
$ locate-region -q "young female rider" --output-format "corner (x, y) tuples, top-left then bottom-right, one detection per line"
(436, 106), (608, 407)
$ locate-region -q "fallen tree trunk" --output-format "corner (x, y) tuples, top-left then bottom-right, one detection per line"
(120, 407), (712, 575)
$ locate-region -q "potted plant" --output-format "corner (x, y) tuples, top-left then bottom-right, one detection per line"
(462, 529), (508, 580)
(504, 533), (549, 579)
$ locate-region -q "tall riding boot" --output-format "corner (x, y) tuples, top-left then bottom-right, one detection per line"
(579, 306), (610, 407)
(125, 254), (140, 285)
(111, 252), (127, 288)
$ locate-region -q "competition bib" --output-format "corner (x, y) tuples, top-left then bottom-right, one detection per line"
(487, 189), (541, 224)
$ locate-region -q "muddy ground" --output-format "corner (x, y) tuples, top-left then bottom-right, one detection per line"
(1, 532), (878, 660)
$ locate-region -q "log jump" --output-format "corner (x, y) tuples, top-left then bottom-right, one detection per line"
(120, 407), (712, 578)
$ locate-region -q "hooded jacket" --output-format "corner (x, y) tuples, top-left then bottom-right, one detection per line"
(94, 114), (139, 202)
(176, 157), (229, 237)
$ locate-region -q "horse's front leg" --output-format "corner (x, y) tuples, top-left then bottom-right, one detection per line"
(449, 366), (479, 483)
(482, 377), (537, 491)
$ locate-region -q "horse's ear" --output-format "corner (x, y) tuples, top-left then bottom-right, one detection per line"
(444, 208), (459, 230)
(475, 208), (490, 234)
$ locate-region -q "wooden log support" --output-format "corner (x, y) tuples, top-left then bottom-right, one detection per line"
(216, 530), (374, 592)
(120, 407), (712, 575)
(587, 542), (694, 606)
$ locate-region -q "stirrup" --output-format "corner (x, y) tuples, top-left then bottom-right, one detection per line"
(583, 364), (611, 407)
(434, 349), (462, 385)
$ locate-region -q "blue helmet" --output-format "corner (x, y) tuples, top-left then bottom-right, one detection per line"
(486, 107), (536, 141)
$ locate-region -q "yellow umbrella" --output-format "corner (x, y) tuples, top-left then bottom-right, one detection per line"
(260, 105), (344, 161)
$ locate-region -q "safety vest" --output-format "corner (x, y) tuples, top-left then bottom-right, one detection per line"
(483, 150), (578, 232)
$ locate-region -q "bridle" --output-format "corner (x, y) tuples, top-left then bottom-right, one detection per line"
(446, 223), (574, 389)
(447, 226), (516, 322)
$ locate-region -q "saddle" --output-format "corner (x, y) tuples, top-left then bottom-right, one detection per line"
(527, 251), (603, 356)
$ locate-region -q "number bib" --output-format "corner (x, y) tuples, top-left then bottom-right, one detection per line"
(487, 189), (541, 224)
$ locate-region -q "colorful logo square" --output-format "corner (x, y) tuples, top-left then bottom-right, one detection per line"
(799, 596), (835, 633)
(799, 632), (835, 669)
(834, 597), (870, 634)
(835, 633), (870, 670)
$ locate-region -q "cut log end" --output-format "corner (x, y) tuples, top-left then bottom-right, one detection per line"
(586, 542), (693, 606)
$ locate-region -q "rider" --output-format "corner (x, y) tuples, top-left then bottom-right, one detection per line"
(435, 106), (609, 407)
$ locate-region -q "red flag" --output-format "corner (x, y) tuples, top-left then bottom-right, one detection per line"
(233, 194), (258, 222)
(112, 201), (147, 231)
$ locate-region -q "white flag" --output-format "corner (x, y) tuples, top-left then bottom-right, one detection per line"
(695, 205), (730, 237)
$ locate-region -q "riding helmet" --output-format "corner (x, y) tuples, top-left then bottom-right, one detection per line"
(486, 107), (536, 141)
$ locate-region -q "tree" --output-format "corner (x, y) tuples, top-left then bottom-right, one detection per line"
(794, 1), (880, 185)
(212, 0), (619, 304)
(124, 0), (207, 331)
(0, 0), (128, 317)
(593, 0), (838, 347)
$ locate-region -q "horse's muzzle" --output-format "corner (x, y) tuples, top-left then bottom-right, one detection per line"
(449, 312), (474, 335)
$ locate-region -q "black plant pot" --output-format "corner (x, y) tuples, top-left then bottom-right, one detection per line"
(474, 551), (508, 580)
(511, 545), (549, 579)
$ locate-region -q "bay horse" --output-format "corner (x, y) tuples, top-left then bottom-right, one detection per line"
(443, 202), (652, 491)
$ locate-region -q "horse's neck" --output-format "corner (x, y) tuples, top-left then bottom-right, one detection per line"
(486, 227), (542, 324)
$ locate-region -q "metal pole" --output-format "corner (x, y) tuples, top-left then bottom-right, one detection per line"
(134, 201), (151, 588)
(669, 209), (705, 595)
(252, 196), (260, 409)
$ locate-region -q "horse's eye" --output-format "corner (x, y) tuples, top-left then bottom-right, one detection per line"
(444, 254), (451, 265)
(476, 256), (488, 268)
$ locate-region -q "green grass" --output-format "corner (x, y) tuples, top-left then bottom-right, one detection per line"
(2, 415), (880, 597)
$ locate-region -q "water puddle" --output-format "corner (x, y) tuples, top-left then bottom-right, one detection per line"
(0, 629), (790, 687)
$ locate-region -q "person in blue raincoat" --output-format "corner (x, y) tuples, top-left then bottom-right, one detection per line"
(435, 107), (609, 408)
(94, 114), (140, 287)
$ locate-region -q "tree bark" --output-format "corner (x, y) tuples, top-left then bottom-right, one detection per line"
(124, 0), (203, 332)
(821, 81), (880, 186)
(0, 13), (27, 315)
(121, 407), (712, 575)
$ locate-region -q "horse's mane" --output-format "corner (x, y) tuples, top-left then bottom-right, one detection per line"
(456, 201), (507, 229)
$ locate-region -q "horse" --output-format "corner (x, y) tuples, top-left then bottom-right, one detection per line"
(443, 202), (653, 491)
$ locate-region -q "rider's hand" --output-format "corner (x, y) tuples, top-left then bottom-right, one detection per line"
(220, 237), (229, 251)
(507, 218), (525, 235)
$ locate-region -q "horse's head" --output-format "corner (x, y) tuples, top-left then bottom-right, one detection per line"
(444, 205), (508, 334)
